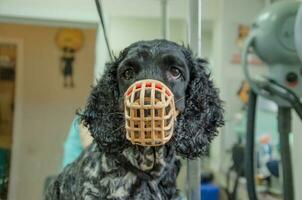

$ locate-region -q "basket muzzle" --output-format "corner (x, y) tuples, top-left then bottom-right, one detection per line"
(124, 79), (177, 146)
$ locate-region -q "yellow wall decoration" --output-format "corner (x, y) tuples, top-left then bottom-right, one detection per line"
(55, 28), (84, 88)
(55, 28), (84, 51)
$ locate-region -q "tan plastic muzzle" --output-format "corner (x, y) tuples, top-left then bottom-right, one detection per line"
(124, 79), (176, 146)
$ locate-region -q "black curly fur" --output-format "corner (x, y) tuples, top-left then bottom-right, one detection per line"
(45, 39), (224, 200)
(81, 39), (224, 158)
(173, 57), (224, 158)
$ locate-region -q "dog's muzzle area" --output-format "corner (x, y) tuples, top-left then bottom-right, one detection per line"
(124, 79), (177, 146)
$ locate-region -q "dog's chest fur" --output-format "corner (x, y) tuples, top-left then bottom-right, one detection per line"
(46, 142), (181, 200)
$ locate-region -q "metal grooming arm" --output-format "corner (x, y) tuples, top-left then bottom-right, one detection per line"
(187, 0), (202, 200)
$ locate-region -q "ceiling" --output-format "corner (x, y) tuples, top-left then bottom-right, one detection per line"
(102, 0), (188, 18)
(0, 0), (215, 31)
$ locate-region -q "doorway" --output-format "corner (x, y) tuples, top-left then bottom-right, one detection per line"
(0, 40), (19, 200)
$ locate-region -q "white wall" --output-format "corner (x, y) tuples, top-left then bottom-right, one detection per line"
(94, 26), (109, 81)
(0, 0), (98, 24)
(202, 31), (213, 62)
(109, 17), (187, 52)
(0, 0), (218, 23)
(293, 112), (302, 200)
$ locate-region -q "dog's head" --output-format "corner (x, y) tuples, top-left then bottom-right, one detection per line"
(81, 39), (224, 159)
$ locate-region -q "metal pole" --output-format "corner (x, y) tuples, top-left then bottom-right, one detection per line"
(161, 0), (169, 39)
(188, 0), (202, 56)
(187, 0), (202, 200)
(245, 90), (259, 200)
(278, 107), (294, 200)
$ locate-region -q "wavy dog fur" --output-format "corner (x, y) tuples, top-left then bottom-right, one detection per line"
(45, 40), (224, 200)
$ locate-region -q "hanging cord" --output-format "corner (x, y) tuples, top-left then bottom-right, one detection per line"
(95, 0), (114, 61)
(242, 37), (264, 200)
(244, 90), (258, 200)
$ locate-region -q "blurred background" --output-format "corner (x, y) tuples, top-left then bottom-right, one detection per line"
(0, 0), (301, 200)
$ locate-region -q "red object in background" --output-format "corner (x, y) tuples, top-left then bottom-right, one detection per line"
(231, 53), (263, 65)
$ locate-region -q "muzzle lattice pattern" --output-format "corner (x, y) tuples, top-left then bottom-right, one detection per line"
(124, 79), (176, 146)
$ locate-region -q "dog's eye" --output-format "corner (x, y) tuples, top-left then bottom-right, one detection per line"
(168, 66), (182, 79)
(122, 68), (135, 80)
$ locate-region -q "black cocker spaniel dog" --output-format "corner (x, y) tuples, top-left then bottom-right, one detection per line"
(45, 39), (224, 200)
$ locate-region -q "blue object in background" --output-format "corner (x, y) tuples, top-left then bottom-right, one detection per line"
(62, 117), (84, 168)
(267, 160), (279, 178)
(0, 148), (9, 178)
(201, 183), (220, 200)
(0, 148), (10, 197)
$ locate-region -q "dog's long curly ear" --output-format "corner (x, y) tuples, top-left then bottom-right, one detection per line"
(80, 58), (128, 153)
(173, 56), (224, 159)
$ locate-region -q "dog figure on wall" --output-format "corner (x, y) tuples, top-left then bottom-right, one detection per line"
(45, 39), (224, 200)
